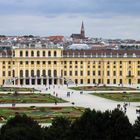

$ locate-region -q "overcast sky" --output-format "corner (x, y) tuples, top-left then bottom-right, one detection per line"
(0, 0), (140, 39)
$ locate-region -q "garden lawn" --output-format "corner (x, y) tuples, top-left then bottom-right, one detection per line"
(0, 93), (66, 103)
(69, 86), (139, 91)
(0, 87), (37, 92)
(91, 92), (140, 102)
(0, 106), (84, 123)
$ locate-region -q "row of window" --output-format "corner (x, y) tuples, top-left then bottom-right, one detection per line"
(64, 61), (140, 65)
(75, 79), (140, 84)
(18, 50), (57, 57)
(64, 65), (131, 69)
(3, 70), (140, 77)
(19, 61), (58, 65)
(2, 71), (11, 77)
(2, 78), (140, 85)
(2, 60), (140, 65)
(2, 63), (140, 70)
(3, 70), (58, 77)
(18, 70), (58, 77)
(63, 70), (138, 76)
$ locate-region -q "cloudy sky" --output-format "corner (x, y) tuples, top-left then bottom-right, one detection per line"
(0, 0), (140, 39)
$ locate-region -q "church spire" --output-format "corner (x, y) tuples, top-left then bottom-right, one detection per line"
(81, 21), (85, 38)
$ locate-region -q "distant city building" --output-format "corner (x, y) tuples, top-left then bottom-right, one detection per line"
(47, 36), (64, 43)
(71, 21), (86, 40)
(1, 26), (140, 51)
(67, 44), (90, 50)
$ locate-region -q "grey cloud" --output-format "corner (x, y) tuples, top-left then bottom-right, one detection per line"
(0, 14), (140, 39)
(0, 0), (140, 16)
(0, 0), (140, 39)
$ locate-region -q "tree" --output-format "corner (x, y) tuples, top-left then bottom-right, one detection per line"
(29, 35), (34, 38)
(0, 109), (135, 140)
(0, 114), (43, 140)
(133, 116), (140, 139)
(44, 117), (71, 140)
(67, 109), (99, 140)
(110, 109), (134, 140)
(67, 108), (134, 140)
(0, 35), (6, 37)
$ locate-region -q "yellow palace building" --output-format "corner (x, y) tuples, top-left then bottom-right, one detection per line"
(0, 44), (140, 86)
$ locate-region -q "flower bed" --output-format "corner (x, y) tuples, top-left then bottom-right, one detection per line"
(0, 107), (85, 123)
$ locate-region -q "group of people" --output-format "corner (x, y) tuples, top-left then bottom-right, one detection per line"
(66, 92), (71, 97)
(136, 109), (140, 114)
(45, 83), (84, 97)
(117, 103), (129, 114)
(45, 85), (61, 91)
(66, 91), (83, 97)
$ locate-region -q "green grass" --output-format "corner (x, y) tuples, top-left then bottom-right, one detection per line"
(0, 107), (85, 123)
(69, 86), (139, 91)
(0, 93), (66, 103)
(91, 92), (140, 102)
(0, 87), (37, 92)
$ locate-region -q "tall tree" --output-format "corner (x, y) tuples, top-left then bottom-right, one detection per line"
(44, 117), (71, 140)
(0, 114), (43, 140)
(67, 108), (134, 140)
(110, 109), (133, 140)
(133, 116), (140, 139)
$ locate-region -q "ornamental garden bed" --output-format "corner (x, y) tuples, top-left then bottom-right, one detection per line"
(0, 106), (84, 123)
(0, 87), (38, 92)
(0, 93), (66, 103)
(91, 92), (140, 102)
(69, 86), (139, 91)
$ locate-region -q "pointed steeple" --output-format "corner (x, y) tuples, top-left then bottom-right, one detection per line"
(81, 21), (85, 38)
(81, 21), (84, 30)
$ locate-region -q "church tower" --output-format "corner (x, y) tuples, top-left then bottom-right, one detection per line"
(81, 21), (85, 38)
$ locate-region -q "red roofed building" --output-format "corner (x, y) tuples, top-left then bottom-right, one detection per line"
(47, 36), (64, 42)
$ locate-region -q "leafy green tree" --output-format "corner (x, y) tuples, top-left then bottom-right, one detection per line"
(0, 109), (135, 140)
(67, 108), (134, 140)
(0, 114), (43, 140)
(110, 109), (134, 140)
(44, 117), (71, 140)
(133, 116), (140, 139)
(67, 109), (97, 140)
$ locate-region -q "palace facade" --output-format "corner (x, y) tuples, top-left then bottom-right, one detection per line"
(0, 44), (140, 86)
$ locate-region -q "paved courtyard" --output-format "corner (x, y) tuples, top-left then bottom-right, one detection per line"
(40, 84), (140, 124)
(0, 84), (140, 124)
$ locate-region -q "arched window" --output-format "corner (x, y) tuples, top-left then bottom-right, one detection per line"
(128, 71), (131, 75)
(25, 70), (29, 77)
(37, 70), (40, 77)
(37, 51), (40, 57)
(20, 51), (23, 57)
(48, 70), (51, 77)
(42, 70), (46, 76)
(54, 51), (57, 57)
(54, 70), (57, 77)
(26, 51), (28, 57)
(43, 51), (46, 57)
(20, 70), (23, 77)
(31, 51), (34, 57)
(48, 51), (51, 57)
(31, 70), (34, 77)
